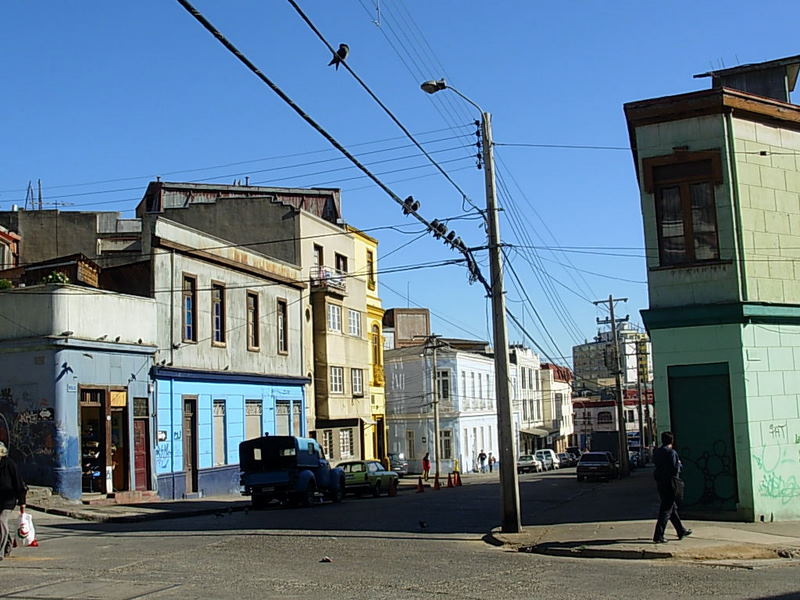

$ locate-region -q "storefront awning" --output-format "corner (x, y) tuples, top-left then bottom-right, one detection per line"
(520, 427), (549, 437)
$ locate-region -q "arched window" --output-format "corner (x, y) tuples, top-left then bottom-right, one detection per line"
(597, 411), (613, 424)
(371, 324), (382, 366)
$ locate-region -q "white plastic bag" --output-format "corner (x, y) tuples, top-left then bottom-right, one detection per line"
(17, 512), (38, 547)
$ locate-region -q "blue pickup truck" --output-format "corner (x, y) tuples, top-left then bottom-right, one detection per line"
(239, 435), (346, 508)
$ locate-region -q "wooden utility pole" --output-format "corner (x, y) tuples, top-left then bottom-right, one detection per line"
(594, 295), (630, 477)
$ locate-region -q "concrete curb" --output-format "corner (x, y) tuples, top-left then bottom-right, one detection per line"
(485, 528), (800, 561)
(27, 503), (250, 524)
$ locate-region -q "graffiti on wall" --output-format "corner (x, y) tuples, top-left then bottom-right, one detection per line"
(155, 443), (170, 470)
(753, 420), (800, 505)
(0, 386), (57, 463)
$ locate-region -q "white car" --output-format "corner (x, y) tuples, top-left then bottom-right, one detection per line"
(535, 449), (560, 470)
(516, 455), (544, 474)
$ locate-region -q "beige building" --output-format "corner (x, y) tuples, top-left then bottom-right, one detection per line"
(349, 226), (387, 462)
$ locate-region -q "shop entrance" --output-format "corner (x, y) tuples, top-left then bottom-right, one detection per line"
(80, 388), (131, 495)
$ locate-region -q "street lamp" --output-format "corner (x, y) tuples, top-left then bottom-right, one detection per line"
(420, 78), (522, 533)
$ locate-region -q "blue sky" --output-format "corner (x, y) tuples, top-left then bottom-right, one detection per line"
(1, 1), (797, 366)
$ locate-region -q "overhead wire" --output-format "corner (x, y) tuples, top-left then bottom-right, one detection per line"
(286, 0), (482, 215)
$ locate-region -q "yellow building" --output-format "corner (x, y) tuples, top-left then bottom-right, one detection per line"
(348, 226), (387, 463)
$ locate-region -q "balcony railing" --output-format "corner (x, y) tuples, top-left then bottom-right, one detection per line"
(310, 265), (347, 293)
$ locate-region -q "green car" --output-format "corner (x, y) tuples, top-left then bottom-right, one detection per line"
(337, 460), (399, 497)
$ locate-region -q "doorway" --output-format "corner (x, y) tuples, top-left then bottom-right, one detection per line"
(132, 397), (151, 492)
(668, 363), (738, 512)
(80, 391), (106, 494)
(182, 397), (198, 495)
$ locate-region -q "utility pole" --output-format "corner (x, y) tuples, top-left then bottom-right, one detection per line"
(635, 342), (645, 465)
(419, 79), (521, 532)
(427, 334), (443, 482)
(594, 295), (629, 477)
(483, 112), (521, 532)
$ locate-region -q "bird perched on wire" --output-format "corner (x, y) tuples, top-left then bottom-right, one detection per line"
(328, 43), (349, 70)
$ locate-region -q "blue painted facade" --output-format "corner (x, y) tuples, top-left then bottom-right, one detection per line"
(0, 339), (153, 501)
(153, 367), (307, 499)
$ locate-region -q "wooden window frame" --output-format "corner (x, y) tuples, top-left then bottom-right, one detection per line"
(366, 250), (376, 291)
(330, 366), (345, 394)
(182, 273), (198, 343)
(327, 303), (342, 332)
(351, 368), (364, 397)
(276, 297), (289, 355)
(211, 281), (226, 346)
(643, 150), (724, 268)
(246, 290), (260, 351)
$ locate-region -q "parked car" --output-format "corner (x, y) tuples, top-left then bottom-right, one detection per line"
(576, 451), (618, 482)
(516, 454), (543, 474)
(535, 449), (560, 470)
(338, 459), (399, 497)
(388, 452), (409, 477)
(239, 435), (345, 508)
(556, 452), (575, 468)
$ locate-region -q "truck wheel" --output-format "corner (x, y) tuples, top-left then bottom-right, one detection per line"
(300, 481), (316, 507)
(252, 493), (269, 510)
(329, 479), (344, 503)
(371, 481), (381, 498)
(388, 479), (398, 497)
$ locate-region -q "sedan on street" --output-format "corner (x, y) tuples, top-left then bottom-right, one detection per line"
(516, 454), (543, 474)
(338, 459), (399, 497)
(576, 452), (618, 482)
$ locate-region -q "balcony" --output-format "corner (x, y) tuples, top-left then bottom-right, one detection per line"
(310, 266), (347, 295)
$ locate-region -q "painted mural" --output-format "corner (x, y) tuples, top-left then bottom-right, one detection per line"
(752, 418), (800, 517)
(0, 385), (58, 484)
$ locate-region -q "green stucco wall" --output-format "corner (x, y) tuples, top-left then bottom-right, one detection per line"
(634, 116), (741, 308)
(650, 320), (800, 521)
(731, 118), (800, 304)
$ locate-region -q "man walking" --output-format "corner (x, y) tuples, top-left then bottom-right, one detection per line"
(652, 431), (692, 544)
(477, 450), (487, 473)
(0, 441), (28, 560)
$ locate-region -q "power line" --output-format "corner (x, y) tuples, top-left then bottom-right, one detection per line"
(285, 0), (482, 215)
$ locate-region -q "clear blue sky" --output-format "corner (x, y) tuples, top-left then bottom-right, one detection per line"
(1, 1), (796, 365)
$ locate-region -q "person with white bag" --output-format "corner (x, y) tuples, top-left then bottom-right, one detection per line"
(0, 441), (28, 561)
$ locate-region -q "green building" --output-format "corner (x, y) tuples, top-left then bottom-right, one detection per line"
(625, 55), (800, 521)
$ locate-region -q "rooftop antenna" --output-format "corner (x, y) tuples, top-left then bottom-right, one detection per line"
(25, 181), (34, 210)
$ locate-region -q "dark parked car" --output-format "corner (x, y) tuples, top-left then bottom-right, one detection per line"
(557, 452), (576, 468)
(576, 451), (618, 482)
(388, 453), (409, 477)
(239, 435), (345, 508)
(338, 460), (399, 497)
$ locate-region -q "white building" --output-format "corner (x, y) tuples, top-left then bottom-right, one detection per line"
(385, 340), (505, 474)
(510, 346), (547, 454)
(540, 363), (575, 453)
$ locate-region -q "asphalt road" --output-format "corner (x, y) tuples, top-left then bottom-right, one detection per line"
(2, 468), (799, 600)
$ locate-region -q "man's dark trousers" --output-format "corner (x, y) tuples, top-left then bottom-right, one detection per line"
(654, 481), (687, 541)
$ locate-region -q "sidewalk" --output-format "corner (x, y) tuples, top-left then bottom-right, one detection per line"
(489, 517), (800, 561)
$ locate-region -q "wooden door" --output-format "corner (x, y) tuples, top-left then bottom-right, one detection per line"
(183, 397), (198, 494)
(133, 419), (150, 491)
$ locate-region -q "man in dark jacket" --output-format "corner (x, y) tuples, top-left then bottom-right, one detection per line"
(0, 441), (27, 560)
(652, 431), (691, 543)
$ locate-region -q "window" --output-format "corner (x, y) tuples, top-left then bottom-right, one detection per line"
(461, 372), (466, 403)
(366, 250), (376, 290)
(352, 368), (364, 396)
(182, 274), (197, 342)
(339, 428), (354, 458)
(246, 292), (260, 349)
(406, 430), (416, 459)
(478, 372), (483, 400)
(371, 324), (382, 366)
(521, 368), (527, 389)
(330, 366), (344, 393)
(335, 253), (348, 274)
(277, 299), (288, 354)
(436, 370), (450, 401)
(597, 411), (613, 424)
(276, 401), (290, 435)
(313, 244), (323, 270)
(440, 430), (452, 460)
(245, 400), (262, 440)
(321, 430), (334, 457)
(626, 409), (636, 423)
(348, 309), (362, 337)
(213, 400), (227, 466)
(644, 151), (723, 266)
(292, 402), (302, 436)
(211, 283), (226, 344)
(327, 304), (342, 332)
(470, 372), (476, 399)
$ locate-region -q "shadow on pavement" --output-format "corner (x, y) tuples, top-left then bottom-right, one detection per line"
(42, 467), (661, 538)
